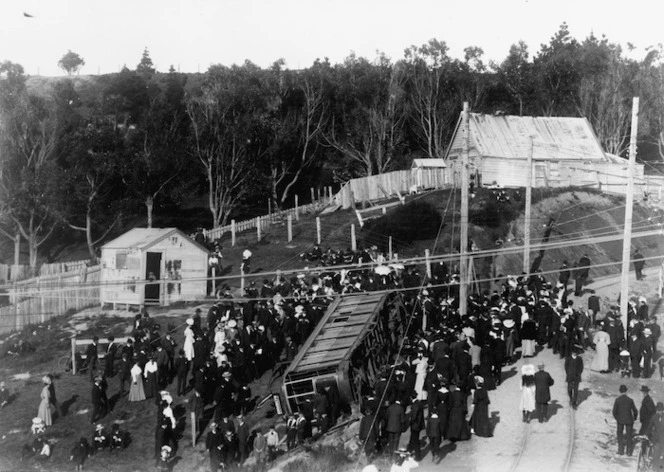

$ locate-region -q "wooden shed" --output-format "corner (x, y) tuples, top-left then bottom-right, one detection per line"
(411, 158), (448, 190)
(444, 113), (644, 194)
(281, 291), (407, 414)
(100, 228), (209, 307)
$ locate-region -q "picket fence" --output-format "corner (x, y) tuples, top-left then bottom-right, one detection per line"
(0, 260), (92, 284)
(200, 199), (328, 243)
(0, 265), (100, 335)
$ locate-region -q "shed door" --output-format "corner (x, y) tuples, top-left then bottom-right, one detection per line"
(145, 252), (162, 305)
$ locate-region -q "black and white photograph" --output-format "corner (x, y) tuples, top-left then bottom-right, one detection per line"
(1, 1), (664, 471)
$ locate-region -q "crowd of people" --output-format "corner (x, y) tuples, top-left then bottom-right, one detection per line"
(6, 246), (664, 471)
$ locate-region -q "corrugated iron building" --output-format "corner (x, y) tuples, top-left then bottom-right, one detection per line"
(445, 113), (644, 194)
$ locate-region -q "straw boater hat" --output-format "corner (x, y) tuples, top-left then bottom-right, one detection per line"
(95, 424), (104, 431)
(503, 319), (515, 329)
(161, 445), (172, 454)
(395, 446), (411, 456)
(186, 318), (194, 326)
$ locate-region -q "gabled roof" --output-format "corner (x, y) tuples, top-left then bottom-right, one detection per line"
(411, 158), (447, 168)
(446, 113), (607, 161)
(101, 227), (208, 253)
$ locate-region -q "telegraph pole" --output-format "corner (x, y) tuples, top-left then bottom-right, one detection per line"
(524, 137), (533, 273)
(620, 97), (639, 330)
(460, 102), (470, 316)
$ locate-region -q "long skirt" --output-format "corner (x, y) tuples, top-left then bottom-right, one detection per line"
(38, 399), (52, 426)
(522, 339), (536, 357)
(144, 371), (158, 399)
(470, 389), (492, 437)
(129, 379), (146, 402)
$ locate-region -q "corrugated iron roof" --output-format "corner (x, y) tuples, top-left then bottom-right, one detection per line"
(459, 114), (607, 161)
(411, 158), (447, 168)
(288, 292), (387, 374)
(101, 227), (207, 252)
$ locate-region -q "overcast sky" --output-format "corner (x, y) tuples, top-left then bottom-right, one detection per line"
(1, 0), (662, 77)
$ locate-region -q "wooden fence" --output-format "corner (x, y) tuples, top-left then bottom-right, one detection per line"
(0, 265), (100, 335)
(334, 168), (450, 209)
(0, 260), (92, 284)
(200, 199), (330, 243)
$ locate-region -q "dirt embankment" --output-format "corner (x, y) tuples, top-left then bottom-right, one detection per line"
(482, 191), (663, 287)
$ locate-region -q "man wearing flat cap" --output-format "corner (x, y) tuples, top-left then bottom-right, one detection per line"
(612, 384), (638, 456)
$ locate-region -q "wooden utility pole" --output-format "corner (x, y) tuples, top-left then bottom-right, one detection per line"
(524, 137), (533, 273)
(460, 102), (470, 316)
(620, 97), (639, 330)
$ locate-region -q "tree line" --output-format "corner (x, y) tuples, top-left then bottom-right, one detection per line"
(2, 23), (664, 272)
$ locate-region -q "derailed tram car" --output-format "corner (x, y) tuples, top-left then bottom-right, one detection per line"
(280, 291), (407, 415)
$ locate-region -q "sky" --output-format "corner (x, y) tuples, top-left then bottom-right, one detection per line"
(1, 0), (662, 77)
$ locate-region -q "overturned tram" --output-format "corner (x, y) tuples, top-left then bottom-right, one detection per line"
(280, 291), (408, 414)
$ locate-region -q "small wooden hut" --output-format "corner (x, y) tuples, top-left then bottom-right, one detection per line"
(100, 228), (208, 307)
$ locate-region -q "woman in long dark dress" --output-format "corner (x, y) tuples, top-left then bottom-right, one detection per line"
(478, 345), (496, 391)
(446, 383), (471, 442)
(470, 376), (492, 437)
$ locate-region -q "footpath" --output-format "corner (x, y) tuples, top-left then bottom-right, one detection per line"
(413, 267), (663, 472)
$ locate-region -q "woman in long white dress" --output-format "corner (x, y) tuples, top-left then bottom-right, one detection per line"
(591, 327), (611, 373)
(128, 362), (146, 402)
(183, 319), (195, 362)
(37, 376), (52, 426)
(412, 351), (428, 401)
(519, 364), (536, 423)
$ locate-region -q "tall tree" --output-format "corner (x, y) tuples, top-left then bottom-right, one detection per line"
(58, 50), (85, 76)
(326, 53), (406, 177)
(0, 63), (62, 273)
(401, 39), (457, 159)
(533, 23), (581, 116)
(186, 63), (259, 228)
(496, 41), (533, 116)
(136, 47), (156, 78)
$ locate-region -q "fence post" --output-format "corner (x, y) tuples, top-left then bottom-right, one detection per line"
(328, 186), (333, 203)
(310, 187), (315, 203)
(316, 217), (321, 245)
(211, 267), (216, 296)
(425, 249), (432, 279)
(287, 215), (293, 242)
(351, 224), (357, 251)
(191, 411), (197, 446)
(256, 217), (261, 242)
(39, 281), (45, 323)
(71, 337), (77, 375)
(317, 187), (321, 202)
(295, 195), (299, 221)
(268, 199), (272, 219)
(389, 236), (393, 261)
(240, 267), (245, 293)
(231, 220), (236, 247)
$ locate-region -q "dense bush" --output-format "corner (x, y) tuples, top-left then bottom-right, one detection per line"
(362, 201), (442, 248)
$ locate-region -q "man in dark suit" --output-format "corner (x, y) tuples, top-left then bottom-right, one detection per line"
(564, 349), (583, 409)
(639, 385), (656, 435)
(613, 384), (638, 455)
(117, 352), (131, 397)
(90, 376), (107, 423)
(385, 399), (405, 454)
(534, 362), (555, 422)
(104, 336), (117, 379)
(86, 336), (100, 380)
(574, 254), (591, 296)
(407, 398), (425, 461)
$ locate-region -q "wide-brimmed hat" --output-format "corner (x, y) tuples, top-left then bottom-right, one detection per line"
(227, 320), (237, 328)
(641, 385), (650, 393)
(32, 417), (44, 426)
(395, 447), (411, 456)
(503, 319), (515, 329)
(222, 371), (232, 378)
(95, 424), (104, 431)
(186, 318), (194, 326)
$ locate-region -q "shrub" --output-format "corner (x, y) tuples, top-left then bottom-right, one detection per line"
(362, 201), (442, 248)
